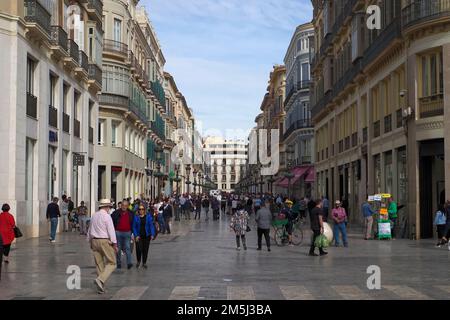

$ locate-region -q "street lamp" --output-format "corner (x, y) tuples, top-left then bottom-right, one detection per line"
(154, 145), (164, 199)
(285, 145), (295, 199)
(185, 164), (191, 194)
(173, 164), (181, 195)
(193, 168), (198, 195)
(197, 172), (202, 195)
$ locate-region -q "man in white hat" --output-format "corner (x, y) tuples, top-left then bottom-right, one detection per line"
(87, 199), (118, 294)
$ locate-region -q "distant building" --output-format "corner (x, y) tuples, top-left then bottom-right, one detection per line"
(204, 137), (248, 192)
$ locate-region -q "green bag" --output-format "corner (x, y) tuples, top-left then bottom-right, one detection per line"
(314, 234), (330, 248)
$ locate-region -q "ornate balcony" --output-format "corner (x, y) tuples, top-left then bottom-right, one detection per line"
(88, 64), (102, 91)
(65, 39), (79, 69)
(402, 0), (450, 30)
(285, 80), (311, 106)
(283, 119), (313, 141)
(103, 39), (128, 59)
(50, 26), (68, 58)
(24, 0), (51, 40)
(86, 0), (103, 21)
(419, 94), (444, 118)
(77, 50), (89, 75)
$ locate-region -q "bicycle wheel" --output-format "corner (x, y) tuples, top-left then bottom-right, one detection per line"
(274, 227), (287, 247)
(291, 226), (303, 246)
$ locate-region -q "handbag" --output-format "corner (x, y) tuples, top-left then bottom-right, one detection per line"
(246, 225), (251, 232)
(14, 226), (23, 238)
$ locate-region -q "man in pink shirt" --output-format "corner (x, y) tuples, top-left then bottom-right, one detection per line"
(332, 200), (348, 247)
(87, 199), (118, 294)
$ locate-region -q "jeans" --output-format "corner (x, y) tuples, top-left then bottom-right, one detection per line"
(194, 208), (201, 220)
(333, 222), (348, 246)
(204, 208), (209, 220)
(61, 214), (69, 232)
(135, 236), (151, 265)
(79, 215), (88, 234)
(257, 228), (270, 249)
(390, 217), (397, 238)
(323, 208), (329, 221)
(116, 231), (132, 267)
(50, 217), (58, 240)
(235, 235), (246, 248)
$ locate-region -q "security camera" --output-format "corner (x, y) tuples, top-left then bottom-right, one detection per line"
(400, 90), (407, 98)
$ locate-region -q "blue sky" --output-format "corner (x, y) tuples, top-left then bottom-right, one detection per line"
(142, 0), (313, 139)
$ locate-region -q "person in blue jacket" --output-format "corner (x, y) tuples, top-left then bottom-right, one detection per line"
(132, 204), (156, 269)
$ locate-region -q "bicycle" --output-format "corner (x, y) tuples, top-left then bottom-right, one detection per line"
(272, 216), (304, 247)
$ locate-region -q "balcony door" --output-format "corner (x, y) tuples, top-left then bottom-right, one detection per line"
(114, 18), (122, 44)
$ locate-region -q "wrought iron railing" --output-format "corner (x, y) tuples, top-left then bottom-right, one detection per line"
(88, 63), (102, 86)
(283, 119), (313, 141)
(402, 0), (450, 29)
(24, 0), (51, 36)
(103, 39), (128, 57)
(79, 50), (89, 73)
(87, 0), (103, 17)
(67, 39), (79, 63)
(50, 26), (68, 51)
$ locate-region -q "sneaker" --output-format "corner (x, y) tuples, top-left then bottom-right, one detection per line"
(320, 252), (328, 256)
(136, 263), (141, 269)
(288, 243), (294, 247)
(236, 247), (241, 251)
(94, 279), (105, 294)
(50, 240), (56, 243)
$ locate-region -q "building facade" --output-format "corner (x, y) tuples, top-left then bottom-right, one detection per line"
(311, 0), (450, 239)
(97, 0), (170, 202)
(283, 23), (316, 198)
(0, 0), (102, 239)
(204, 137), (247, 193)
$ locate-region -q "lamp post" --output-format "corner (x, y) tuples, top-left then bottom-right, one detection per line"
(197, 172), (202, 195)
(285, 145), (295, 199)
(154, 145), (164, 199)
(193, 168), (198, 195)
(185, 164), (191, 195)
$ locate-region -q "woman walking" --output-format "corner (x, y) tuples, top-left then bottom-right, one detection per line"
(0, 204), (16, 264)
(132, 205), (156, 269)
(230, 204), (249, 251)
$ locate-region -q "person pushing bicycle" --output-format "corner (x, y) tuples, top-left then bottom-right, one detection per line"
(281, 200), (297, 246)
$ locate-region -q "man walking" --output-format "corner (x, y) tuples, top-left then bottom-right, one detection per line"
(111, 200), (134, 269)
(255, 201), (272, 251)
(362, 199), (375, 240)
(87, 199), (118, 294)
(60, 195), (69, 232)
(309, 199), (327, 256)
(46, 197), (60, 243)
(202, 196), (210, 221)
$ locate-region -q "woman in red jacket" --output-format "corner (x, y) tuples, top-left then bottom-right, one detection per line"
(0, 204), (16, 263)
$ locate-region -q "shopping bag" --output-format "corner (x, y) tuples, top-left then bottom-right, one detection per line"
(314, 234), (330, 248)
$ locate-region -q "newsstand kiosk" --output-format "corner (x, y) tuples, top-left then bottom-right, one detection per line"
(368, 194), (392, 240)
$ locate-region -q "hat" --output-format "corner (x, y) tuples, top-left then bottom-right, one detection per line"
(335, 200), (341, 205)
(99, 199), (112, 208)
(285, 199), (293, 205)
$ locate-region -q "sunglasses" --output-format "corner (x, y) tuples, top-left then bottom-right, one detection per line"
(139, 208), (145, 211)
